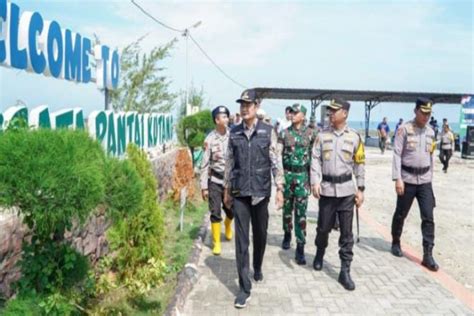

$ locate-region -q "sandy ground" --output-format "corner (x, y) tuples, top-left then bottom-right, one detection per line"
(360, 146), (474, 291)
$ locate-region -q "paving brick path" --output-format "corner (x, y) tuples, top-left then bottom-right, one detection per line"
(182, 150), (473, 315)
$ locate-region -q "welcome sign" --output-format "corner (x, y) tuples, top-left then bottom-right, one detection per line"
(0, 106), (174, 156)
(0, 0), (119, 89)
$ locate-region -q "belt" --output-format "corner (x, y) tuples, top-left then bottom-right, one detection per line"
(210, 170), (224, 180)
(284, 165), (309, 173)
(401, 165), (430, 175)
(322, 174), (352, 184)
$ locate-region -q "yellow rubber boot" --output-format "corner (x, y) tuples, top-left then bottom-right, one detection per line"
(224, 218), (233, 241)
(211, 222), (221, 255)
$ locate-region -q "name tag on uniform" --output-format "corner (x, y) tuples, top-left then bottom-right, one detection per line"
(257, 130), (267, 135)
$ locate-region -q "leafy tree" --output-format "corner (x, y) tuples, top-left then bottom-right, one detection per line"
(176, 110), (214, 166)
(177, 83), (207, 121)
(109, 36), (177, 113)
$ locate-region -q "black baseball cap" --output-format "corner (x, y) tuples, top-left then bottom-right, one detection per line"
(328, 97), (350, 110)
(236, 89), (259, 103)
(416, 97), (433, 113)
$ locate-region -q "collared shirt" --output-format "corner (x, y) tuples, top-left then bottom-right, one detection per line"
(200, 128), (229, 190)
(224, 120), (284, 205)
(278, 118), (292, 133)
(392, 120), (435, 185)
(310, 124), (365, 197)
(439, 130), (455, 151)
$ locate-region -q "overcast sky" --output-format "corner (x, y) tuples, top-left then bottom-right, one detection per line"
(0, 0), (472, 124)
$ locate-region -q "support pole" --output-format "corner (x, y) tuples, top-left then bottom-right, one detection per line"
(309, 97), (324, 128)
(364, 100), (380, 142)
(104, 88), (109, 110)
(364, 101), (371, 142)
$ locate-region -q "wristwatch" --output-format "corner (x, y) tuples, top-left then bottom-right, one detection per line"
(357, 186), (365, 192)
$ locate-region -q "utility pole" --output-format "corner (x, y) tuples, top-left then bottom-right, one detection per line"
(182, 21), (202, 116)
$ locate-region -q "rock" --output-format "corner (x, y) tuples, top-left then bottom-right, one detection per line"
(83, 233), (98, 256)
(95, 216), (107, 236)
(95, 236), (108, 259)
(0, 233), (11, 262)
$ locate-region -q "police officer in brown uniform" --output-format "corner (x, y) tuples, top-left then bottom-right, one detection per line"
(310, 98), (365, 291)
(200, 106), (234, 256)
(391, 97), (439, 271)
(438, 124), (455, 173)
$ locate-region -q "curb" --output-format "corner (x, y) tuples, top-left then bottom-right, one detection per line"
(165, 213), (210, 316)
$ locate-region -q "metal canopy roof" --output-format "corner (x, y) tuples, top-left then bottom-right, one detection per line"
(253, 87), (469, 104)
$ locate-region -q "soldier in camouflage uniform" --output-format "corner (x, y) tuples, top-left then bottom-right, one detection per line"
(278, 103), (318, 265)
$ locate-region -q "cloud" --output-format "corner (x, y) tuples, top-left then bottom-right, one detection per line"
(82, 1), (302, 67)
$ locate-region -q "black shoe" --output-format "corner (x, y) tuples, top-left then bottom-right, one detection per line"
(338, 262), (355, 291)
(253, 270), (263, 282)
(313, 249), (325, 271)
(234, 291), (251, 309)
(282, 232), (291, 250)
(391, 243), (403, 257)
(421, 253), (439, 272)
(295, 243), (306, 265)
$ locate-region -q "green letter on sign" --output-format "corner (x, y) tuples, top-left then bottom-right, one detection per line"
(117, 114), (126, 156)
(95, 112), (107, 145)
(107, 112), (117, 155)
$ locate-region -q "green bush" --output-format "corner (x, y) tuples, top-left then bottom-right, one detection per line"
(15, 242), (89, 294)
(104, 157), (144, 222)
(2, 294), (42, 316)
(0, 129), (107, 297)
(0, 129), (106, 241)
(3, 291), (76, 316)
(176, 109), (214, 148)
(107, 144), (165, 277)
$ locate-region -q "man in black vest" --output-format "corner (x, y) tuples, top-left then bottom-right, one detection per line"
(224, 89), (284, 309)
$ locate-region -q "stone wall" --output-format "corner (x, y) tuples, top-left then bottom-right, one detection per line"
(0, 207), (111, 297)
(0, 146), (195, 298)
(150, 146), (195, 201)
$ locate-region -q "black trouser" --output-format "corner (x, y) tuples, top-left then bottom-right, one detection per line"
(391, 182), (435, 249)
(315, 195), (355, 262)
(233, 196), (269, 294)
(208, 180), (233, 223)
(439, 149), (452, 171)
(379, 136), (387, 153)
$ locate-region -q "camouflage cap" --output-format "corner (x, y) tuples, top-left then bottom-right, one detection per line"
(291, 103), (307, 115)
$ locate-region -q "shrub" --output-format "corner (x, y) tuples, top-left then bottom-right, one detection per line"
(2, 294), (42, 316)
(103, 157), (144, 222)
(176, 110), (214, 166)
(0, 129), (106, 241)
(107, 144), (165, 277)
(15, 242), (89, 294)
(0, 129), (106, 296)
